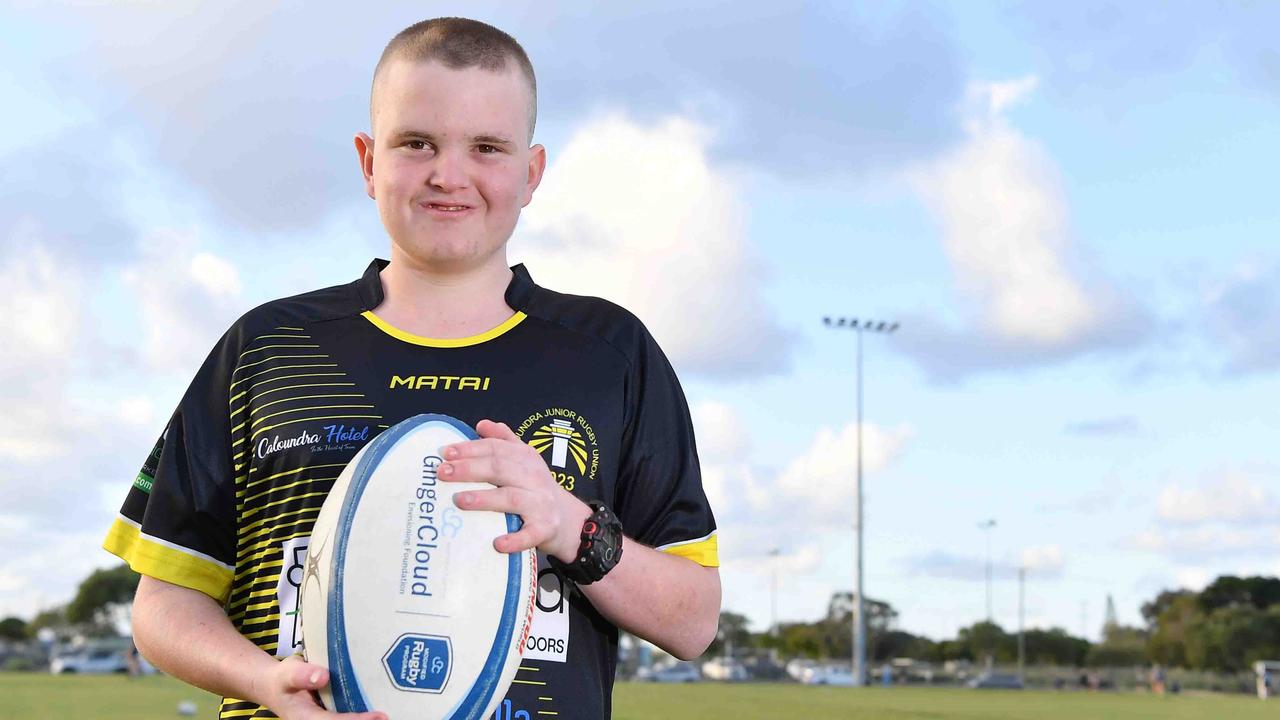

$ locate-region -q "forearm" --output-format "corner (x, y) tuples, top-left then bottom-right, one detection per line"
(133, 576), (278, 704)
(577, 539), (720, 660)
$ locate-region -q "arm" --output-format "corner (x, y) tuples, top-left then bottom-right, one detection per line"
(132, 576), (385, 720)
(443, 420), (721, 660)
(576, 538), (721, 660)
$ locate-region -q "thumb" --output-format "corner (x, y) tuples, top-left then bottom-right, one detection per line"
(288, 660), (329, 691)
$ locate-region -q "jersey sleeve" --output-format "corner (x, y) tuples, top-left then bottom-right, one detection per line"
(614, 327), (718, 567)
(102, 328), (241, 603)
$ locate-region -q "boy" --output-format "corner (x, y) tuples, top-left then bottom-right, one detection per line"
(105, 17), (720, 720)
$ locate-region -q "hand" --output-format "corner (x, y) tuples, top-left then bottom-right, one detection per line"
(256, 655), (387, 720)
(441, 419), (592, 562)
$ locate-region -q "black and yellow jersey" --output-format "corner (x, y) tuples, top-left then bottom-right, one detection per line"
(103, 259), (718, 720)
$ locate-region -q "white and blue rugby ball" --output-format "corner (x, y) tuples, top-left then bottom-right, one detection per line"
(299, 414), (537, 720)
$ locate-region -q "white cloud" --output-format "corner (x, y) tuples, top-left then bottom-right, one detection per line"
(515, 113), (790, 378)
(117, 397), (156, 427)
(981, 75), (1040, 117)
(1132, 526), (1280, 558)
(691, 400), (750, 461)
(190, 252), (242, 297)
(1156, 472), (1279, 524)
(0, 235), (83, 460)
(899, 76), (1147, 379)
(1, 238), (79, 356)
(774, 421), (912, 526)
(919, 77), (1096, 346)
(1175, 567), (1213, 592)
(1020, 545), (1065, 575)
(121, 233), (245, 374)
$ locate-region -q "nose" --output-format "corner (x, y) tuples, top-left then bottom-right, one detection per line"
(427, 148), (468, 192)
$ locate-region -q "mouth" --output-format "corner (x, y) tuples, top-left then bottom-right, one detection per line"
(419, 201), (474, 214)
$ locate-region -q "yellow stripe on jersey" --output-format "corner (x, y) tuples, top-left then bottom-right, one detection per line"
(657, 532), (719, 567)
(361, 309), (527, 347)
(103, 518), (234, 602)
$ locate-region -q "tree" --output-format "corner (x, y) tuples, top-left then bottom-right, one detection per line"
(1184, 605), (1280, 672)
(1198, 576), (1280, 614)
(708, 611), (753, 656)
(1086, 624), (1147, 667)
(29, 607), (65, 631)
(957, 621), (1015, 663)
(871, 630), (936, 662)
(1147, 593), (1199, 667)
(1023, 628), (1090, 666)
(1142, 589), (1195, 628)
(67, 563), (141, 631)
(0, 616), (28, 641)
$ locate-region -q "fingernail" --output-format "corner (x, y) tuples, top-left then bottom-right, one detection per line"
(440, 463), (453, 476)
(309, 670), (321, 685)
(444, 447), (458, 459)
(454, 492), (468, 507)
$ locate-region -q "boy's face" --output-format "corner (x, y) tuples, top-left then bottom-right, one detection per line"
(357, 60), (544, 272)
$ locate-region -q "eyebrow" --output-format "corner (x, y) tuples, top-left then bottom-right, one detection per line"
(388, 129), (516, 147)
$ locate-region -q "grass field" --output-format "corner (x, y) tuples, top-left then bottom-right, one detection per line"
(0, 674), (1271, 719)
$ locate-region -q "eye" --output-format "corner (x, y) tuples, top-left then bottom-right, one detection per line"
(407, 140), (428, 151)
(476, 144), (500, 154)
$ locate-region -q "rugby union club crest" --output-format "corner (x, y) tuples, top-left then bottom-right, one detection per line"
(515, 408), (599, 493)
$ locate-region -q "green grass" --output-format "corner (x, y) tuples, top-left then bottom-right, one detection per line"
(614, 683), (1273, 720)
(0, 673), (221, 719)
(0, 674), (1271, 719)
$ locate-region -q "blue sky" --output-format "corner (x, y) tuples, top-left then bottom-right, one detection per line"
(2, 2), (1279, 643)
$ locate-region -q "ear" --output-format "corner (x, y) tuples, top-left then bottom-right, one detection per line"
(522, 144), (547, 208)
(354, 132), (376, 199)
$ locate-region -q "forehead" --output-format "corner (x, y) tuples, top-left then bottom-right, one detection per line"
(373, 60), (531, 139)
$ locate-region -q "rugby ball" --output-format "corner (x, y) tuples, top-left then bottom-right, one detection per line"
(299, 414), (537, 719)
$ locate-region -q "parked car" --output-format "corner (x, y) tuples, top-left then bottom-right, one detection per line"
(967, 673), (1024, 690)
(50, 649), (126, 674)
(701, 657), (749, 681)
(785, 658), (816, 682)
(802, 665), (856, 686)
(637, 661), (701, 683)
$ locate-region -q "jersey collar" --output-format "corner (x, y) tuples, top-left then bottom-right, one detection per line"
(356, 258), (537, 313)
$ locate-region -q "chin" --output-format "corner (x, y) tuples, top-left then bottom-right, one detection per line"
(390, 235), (501, 270)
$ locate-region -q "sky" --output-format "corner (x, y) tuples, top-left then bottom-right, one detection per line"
(2, 1), (1280, 643)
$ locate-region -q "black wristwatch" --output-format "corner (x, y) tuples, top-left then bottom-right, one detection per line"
(548, 500), (623, 585)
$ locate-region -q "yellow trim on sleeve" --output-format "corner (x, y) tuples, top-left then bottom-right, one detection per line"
(361, 310), (526, 348)
(658, 533), (719, 568)
(102, 518), (234, 603)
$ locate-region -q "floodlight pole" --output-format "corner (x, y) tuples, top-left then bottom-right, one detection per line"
(823, 316), (898, 687)
(978, 519), (997, 622)
(769, 547), (780, 638)
(1018, 567), (1026, 680)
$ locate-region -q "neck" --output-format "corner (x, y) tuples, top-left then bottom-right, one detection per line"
(373, 249), (516, 339)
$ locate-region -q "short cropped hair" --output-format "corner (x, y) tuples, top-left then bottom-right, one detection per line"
(371, 17), (538, 140)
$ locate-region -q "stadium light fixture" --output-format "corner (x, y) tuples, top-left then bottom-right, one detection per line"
(823, 315), (899, 687)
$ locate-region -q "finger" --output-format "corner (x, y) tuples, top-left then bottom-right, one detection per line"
(493, 526), (545, 554)
(476, 419), (521, 442)
(453, 486), (521, 513)
(443, 435), (524, 461)
(439, 456), (499, 485)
